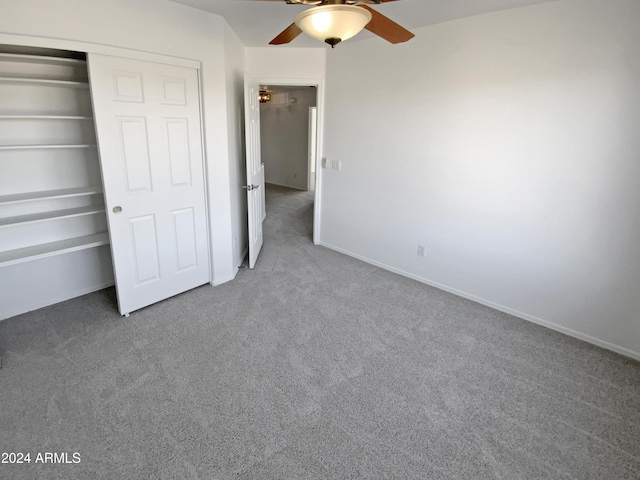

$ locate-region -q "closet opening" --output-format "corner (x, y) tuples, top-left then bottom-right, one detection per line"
(0, 44), (113, 321)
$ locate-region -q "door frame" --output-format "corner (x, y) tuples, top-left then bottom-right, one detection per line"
(308, 106), (318, 192)
(254, 77), (325, 245)
(0, 33), (214, 282)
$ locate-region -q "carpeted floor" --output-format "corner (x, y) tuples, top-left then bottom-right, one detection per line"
(1, 183), (639, 479)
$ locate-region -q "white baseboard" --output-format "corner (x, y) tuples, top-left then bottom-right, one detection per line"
(0, 281), (115, 322)
(210, 247), (249, 287)
(211, 274), (236, 286)
(319, 242), (640, 362)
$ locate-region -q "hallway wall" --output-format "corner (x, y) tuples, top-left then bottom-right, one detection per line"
(261, 87), (317, 190)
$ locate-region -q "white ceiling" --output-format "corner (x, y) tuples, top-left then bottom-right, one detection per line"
(170, 0), (556, 48)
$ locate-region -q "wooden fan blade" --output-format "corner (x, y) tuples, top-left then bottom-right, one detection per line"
(358, 5), (415, 44)
(269, 23), (303, 45)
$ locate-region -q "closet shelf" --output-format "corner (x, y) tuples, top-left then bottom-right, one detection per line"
(0, 76), (89, 88)
(0, 186), (103, 205)
(0, 144), (96, 151)
(0, 115), (93, 120)
(0, 232), (109, 267)
(0, 53), (86, 66)
(0, 205), (106, 227)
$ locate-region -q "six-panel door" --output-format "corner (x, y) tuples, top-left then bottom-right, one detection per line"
(88, 54), (209, 316)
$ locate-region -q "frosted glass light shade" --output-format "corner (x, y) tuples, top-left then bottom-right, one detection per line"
(295, 5), (372, 45)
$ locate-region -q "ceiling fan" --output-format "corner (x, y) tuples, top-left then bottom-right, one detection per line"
(257, 0), (414, 48)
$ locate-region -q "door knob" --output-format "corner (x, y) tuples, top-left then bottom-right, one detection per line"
(113, 206), (123, 214)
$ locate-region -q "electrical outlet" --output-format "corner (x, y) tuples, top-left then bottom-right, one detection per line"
(332, 160), (342, 171)
(417, 244), (426, 257)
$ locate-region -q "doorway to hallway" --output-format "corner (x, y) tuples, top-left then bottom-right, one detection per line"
(259, 85), (318, 192)
(257, 84), (318, 259)
(243, 74), (324, 271)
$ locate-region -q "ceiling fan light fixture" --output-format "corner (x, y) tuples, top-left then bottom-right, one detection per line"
(295, 5), (372, 47)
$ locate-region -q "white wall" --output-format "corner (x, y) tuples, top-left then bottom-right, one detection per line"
(261, 87), (317, 190)
(0, 0), (242, 286)
(245, 48), (326, 80)
(321, 0), (640, 359)
(223, 23), (249, 274)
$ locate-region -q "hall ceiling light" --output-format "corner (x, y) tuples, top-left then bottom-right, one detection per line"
(259, 90), (271, 103)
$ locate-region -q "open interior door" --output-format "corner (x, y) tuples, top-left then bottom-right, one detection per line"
(88, 54), (210, 316)
(244, 74), (265, 269)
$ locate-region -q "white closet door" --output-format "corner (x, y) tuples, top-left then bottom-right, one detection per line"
(88, 54), (209, 316)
